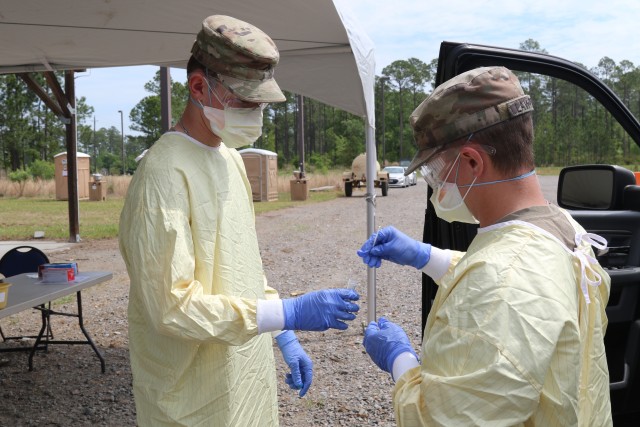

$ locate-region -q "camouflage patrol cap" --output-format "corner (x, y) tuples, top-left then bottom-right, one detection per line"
(405, 66), (533, 175)
(191, 15), (286, 103)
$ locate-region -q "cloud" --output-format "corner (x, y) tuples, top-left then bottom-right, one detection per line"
(76, 1), (640, 131)
(346, 0), (640, 72)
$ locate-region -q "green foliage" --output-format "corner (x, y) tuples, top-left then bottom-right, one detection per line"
(28, 159), (55, 180)
(8, 168), (31, 197)
(129, 70), (189, 153)
(309, 152), (332, 173)
(130, 95), (162, 147)
(8, 168), (31, 183)
(4, 44), (640, 177)
(380, 59), (430, 163)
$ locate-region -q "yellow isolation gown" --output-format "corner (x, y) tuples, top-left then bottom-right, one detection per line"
(393, 213), (612, 426)
(119, 132), (279, 426)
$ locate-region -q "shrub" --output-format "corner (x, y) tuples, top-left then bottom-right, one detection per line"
(309, 153), (331, 174)
(29, 160), (55, 180)
(8, 169), (31, 197)
(8, 169), (31, 182)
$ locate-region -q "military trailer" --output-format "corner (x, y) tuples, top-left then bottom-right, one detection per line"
(342, 153), (389, 197)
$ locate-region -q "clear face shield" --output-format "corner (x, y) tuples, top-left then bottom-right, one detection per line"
(420, 152), (453, 190)
(420, 139), (496, 191)
(205, 74), (267, 111)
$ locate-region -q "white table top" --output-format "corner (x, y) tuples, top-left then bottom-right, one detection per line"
(0, 271), (113, 319)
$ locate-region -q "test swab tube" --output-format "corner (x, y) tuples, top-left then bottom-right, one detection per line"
(371, 225), (382, 247)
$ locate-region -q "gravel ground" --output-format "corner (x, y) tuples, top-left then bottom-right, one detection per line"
(0, 176), (561, 426)
(0, 179), (431, 426)
(0, 181), (427, 426)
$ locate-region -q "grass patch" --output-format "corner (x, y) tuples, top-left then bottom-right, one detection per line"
(535, 166), (563, 176)
(0, 199), (123, 240)
(0, 190), (339, 241)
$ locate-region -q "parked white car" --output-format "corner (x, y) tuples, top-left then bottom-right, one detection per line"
(404, 167), (418, 186)
(383, 166), (411, 188)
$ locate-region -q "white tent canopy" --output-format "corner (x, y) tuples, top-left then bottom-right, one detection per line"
(0, 0), (374, 124)
(0, 0), (379, 321)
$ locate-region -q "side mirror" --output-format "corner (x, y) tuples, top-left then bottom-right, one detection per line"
(557, 165), (636, 210)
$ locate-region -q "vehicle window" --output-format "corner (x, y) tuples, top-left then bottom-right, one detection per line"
(384, 167), (404, 173)
(514, 71), (640, 202)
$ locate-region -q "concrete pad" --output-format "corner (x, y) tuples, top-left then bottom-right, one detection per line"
(0, 240), (74, 259)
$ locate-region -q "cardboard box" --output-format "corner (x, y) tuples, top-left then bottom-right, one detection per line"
(89, 181), (107, 201)
(41, 268), (74, 283)
(38, 262), (78, 283)
(290, 179), (309, 201)
(0, 281), (11, 309)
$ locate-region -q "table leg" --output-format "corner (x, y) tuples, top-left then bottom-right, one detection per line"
(26, 292), (106, 373)
(76, 291), (106, 373)
(28, 307), (50, 371)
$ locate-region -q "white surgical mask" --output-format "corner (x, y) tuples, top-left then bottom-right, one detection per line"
(194, 77), (265, 149)
(429, 151), (479, 224)
(429, 149), (536, 224)
(201, 104), (263, 149)
(430, 182), (479, 224)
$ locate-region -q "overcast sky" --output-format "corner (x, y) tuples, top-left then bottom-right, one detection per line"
(75, 0), (640, 133)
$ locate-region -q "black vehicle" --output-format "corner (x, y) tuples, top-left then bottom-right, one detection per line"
(421, 42), (640, 424)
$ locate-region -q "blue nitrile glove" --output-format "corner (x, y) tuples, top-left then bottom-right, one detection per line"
(276, 330), (313, 397)
(363, 317), (418, 374)
(357, 226), (431, 269)
(282, 289), (360, 331)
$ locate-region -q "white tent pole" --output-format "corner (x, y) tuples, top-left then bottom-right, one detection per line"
(365, 123), (377, 323)
(331, 0), (377, 323)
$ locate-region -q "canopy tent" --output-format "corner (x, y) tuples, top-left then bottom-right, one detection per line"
(0, 0), (380, 321)
(0, 0), (375, 122)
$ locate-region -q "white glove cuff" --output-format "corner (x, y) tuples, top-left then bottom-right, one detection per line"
(271, 330), (286, 339)
(257, 299), (285, 334)
(421, 247), (451, 280)
(392, 352), (420, 382)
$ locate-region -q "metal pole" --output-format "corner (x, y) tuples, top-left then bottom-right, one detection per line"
(160, 67), (172, 133)
(92, 116), (96, 174)
(364, 123), (377, 323)
(65, 71), (80, 242)
(296, 94), (305, 177)
(118, 110), (124, 175)
(379, 76), (390, 167)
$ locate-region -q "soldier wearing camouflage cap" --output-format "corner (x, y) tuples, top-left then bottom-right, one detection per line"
(358, 66), (612, 426)
(169, 14), (287, 148)
(120, 14), (361, 427)
(405, 66), (533, 175)
(191, 14), (286, 103)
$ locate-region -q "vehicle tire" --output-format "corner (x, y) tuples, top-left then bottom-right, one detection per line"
(381, 181), (389, 196)
(345, 181), (353, 197)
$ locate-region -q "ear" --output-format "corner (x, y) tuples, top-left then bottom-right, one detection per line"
(188, 72), (207, 102)
(459, 146), (485, 178)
